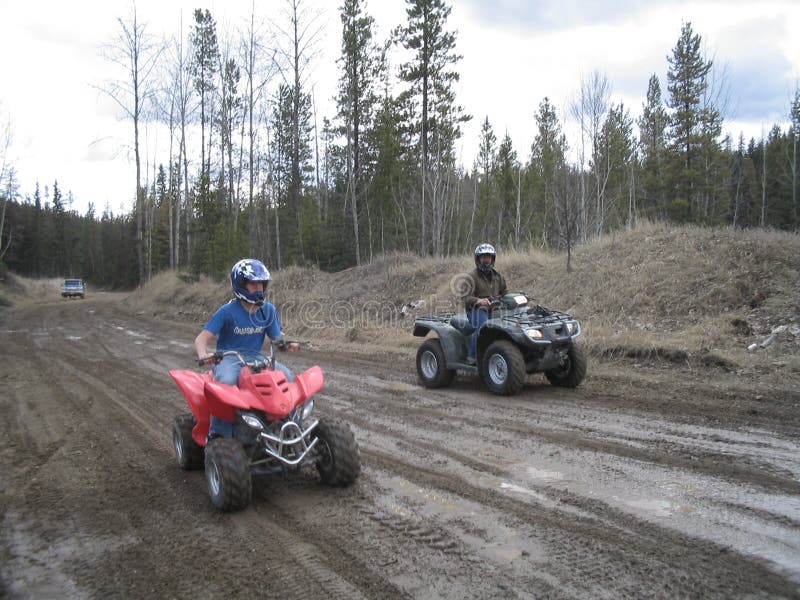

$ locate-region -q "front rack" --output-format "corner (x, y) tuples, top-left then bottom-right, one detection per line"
(417, 306), (576, 328)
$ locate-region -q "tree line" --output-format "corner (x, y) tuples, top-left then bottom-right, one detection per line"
(1, 1), (798, 286)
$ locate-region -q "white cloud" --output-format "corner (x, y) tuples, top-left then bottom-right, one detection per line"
(1, 0), (798, 215)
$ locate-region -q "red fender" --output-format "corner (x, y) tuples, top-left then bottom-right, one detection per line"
(169, 369), (212, 445)
(204, 380), (252, 420)
(293, 365), (324, 401)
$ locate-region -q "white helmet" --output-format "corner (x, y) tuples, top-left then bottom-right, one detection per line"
(474, 243), (496, 273)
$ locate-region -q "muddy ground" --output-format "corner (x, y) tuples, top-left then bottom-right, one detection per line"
(1, 295), (799, 599)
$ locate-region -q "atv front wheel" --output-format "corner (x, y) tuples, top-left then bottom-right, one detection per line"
(482, 340), (526, 396)
(314, 419), (360, 486)
(204, 438), (252, 512)
(545, 344), (587, 388)
(172, 414), (204, 470)
(416, 338), (456, 388)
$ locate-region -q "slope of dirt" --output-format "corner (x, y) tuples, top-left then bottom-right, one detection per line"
(1, 224), (799, 599)
(125, 223), (800, 372)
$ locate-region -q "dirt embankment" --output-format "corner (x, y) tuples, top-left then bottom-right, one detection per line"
(122, 223), (800, 375)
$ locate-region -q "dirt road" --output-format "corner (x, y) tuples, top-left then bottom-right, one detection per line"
(1, 297), (799, 599)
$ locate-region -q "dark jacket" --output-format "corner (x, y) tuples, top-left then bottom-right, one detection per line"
(463, 268), (507, 310)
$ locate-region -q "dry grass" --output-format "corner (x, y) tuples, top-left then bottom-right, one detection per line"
(4, 223), (797, 371)
(267, 223), (799, 369)
(123, 270), (229, 325)
(0, 272), (62, 305)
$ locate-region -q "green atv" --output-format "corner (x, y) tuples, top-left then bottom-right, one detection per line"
(413, 293), (587, 396)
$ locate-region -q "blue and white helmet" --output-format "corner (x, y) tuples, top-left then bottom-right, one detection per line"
(474, 243), (496, 273)
(230, 258), (272, 305)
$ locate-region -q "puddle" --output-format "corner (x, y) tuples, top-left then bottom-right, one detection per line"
(125, 330), (147, 338)
(500, 482), (551, 504)
(619, 497), (673, 517)
(526, 467), (564, 481)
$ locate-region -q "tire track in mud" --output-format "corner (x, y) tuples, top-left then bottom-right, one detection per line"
(255, 476), (552, 599)
(318, 372), (800, 495)
(311, 342), (800, 434)
(234, 494), (412, 599)
(361, 447), (798, 599)
(314, 364), (800, 595)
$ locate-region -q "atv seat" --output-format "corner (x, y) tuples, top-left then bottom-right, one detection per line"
(450, 314), (475, 337)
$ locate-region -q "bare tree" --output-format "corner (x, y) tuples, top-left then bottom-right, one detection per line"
(570, 71), (610, 239)
(166, 23), (196, 269)
(0, 107), (18, 261)
(153, 22), (194, 269)
(216, 28), (243, 226)
(99, 3), (163, 284)
(239, 2), (275, 250)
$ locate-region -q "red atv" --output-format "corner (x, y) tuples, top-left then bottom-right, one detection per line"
(169, 349), (360, 511)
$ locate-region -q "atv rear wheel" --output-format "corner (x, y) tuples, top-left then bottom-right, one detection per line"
(482, 340), (526, 396)
(172, 414), (204, 470)
(314, 419), (360, 486)
(545, 344), (587, 388)
(204, 438), (252, 512)
(416, 338), (456, 388)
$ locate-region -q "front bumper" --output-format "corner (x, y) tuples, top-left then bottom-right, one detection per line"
(249, 419), (320, 475)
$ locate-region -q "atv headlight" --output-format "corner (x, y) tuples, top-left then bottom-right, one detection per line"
(565, 322), (576, 334)
(300, 398), (315, 421)
(240, 413), (265, 431)
(525, 327), (543, 340)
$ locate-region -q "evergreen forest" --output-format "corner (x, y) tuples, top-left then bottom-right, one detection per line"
(1, 1), (798, 289)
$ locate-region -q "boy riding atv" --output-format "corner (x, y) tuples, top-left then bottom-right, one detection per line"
(195, 259), (299, 440)
(172, 258), (360, 511)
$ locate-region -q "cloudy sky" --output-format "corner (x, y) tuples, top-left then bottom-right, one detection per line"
(1, 0), (798, 215)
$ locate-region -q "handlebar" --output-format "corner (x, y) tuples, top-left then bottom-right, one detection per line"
(197, 340), (305, 369)
(476, 293), (535, 311)
(197, 350), (273, 372)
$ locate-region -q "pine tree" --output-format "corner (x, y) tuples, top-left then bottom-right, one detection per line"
(219, 57), (242, 226)
(529, 98), (568, 247)
(666, 21), (715, 221)
(396, 0), (469, 255)
(475, 116), (496, 242)
(595, 102), (635, 232)
(190, 9), (219, 183)
(369, 91), (415, 255)
(494, 133), (521, 247)
(638, 74), (669, 220)
(336, 0), (382, 265)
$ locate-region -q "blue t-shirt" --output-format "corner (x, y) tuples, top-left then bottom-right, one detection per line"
(203, 300), (282, 354)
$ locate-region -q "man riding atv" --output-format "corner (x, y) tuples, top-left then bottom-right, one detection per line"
(463, 243), (507, 364)
(413, 243), (587, 395)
